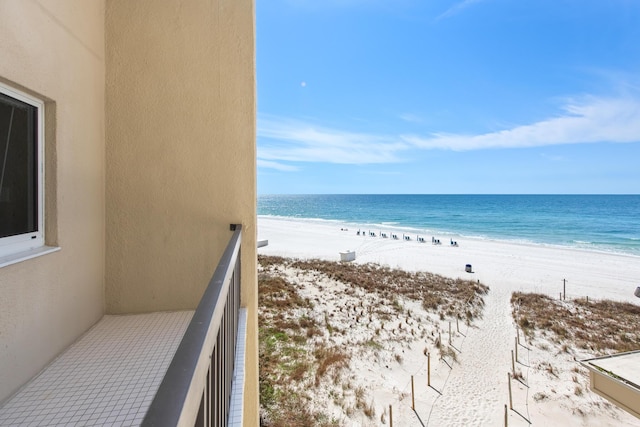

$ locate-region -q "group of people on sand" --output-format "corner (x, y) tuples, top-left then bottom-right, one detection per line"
(354, 229), (459, 247)
(432, 237), (459, 246)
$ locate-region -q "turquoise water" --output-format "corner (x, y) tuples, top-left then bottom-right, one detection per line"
(258, 194), (640, 256)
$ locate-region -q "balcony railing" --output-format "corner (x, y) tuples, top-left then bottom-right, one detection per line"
(143, 224), (243, 426)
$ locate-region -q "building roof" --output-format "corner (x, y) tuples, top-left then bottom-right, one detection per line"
(580, 350), (640, 420)
(585, 351), (640, 389)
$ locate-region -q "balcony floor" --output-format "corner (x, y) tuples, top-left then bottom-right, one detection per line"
(0, 311), (193, 426)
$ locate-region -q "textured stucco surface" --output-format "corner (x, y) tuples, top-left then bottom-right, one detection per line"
(0, 1), (106, 403)
(105, 0), (258, 423)
(0, 1), (257, 422)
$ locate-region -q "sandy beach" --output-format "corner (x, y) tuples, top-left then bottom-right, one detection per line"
(257, 216), (640, 426)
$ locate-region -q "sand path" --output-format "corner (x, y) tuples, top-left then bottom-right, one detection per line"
(424, 286), (515, 426)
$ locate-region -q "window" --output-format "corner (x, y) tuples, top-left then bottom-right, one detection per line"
(0, 82), (44, 258)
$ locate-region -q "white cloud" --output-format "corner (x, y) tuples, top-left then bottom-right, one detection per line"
(258, 115), (408, 165)
(257, 159), (299, 171)
(436, 0), (485, 21)
(540, 153), (566, 162)
(403, 96), (640, 151)
(258, 95), (640, 171)
(398, 113), (424, 123)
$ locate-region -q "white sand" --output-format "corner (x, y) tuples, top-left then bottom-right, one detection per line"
(258, 216), (640, 427)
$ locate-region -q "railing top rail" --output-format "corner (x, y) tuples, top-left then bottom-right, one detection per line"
(142, 224), (242, 427)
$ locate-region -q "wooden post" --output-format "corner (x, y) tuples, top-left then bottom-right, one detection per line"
(449, 321), (452, 344)
(563, 278), (566, 300)
(411, 375), (415, 410)
(508, 373), (513, 410)
(511, 350), (515, 375)
(586, 295), (589, 303)
(559, 292), (562, 300)
(427, 352), (431, 386)
(456, 317), (460, 333)
(504, 404), (508, 426)
(516, 328), (520, 345)
(515, 337), (518, 362)
(389, 405), (393, 427)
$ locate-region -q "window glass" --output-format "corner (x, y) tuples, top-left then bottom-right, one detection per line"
(0, 83), (44, 260)
(0, 93), (38, 239)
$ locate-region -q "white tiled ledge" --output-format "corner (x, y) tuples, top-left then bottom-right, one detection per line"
(0, 311), (194, 426)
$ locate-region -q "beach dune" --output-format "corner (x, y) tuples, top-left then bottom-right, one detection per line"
(258, 216), (640, 427)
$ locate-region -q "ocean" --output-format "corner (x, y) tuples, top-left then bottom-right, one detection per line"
(258, 194), (640, 256)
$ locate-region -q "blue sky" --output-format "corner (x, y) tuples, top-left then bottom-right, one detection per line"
(256, 0), (640, 194)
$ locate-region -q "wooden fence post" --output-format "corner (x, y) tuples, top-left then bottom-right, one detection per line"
(515, 337), (518, 362)
(504, 403), (508, 426)
(511, 350), (515, 376)
(427, 352), (431, 387)
(508, 373), (513, 410)
(389, 405), (393, 427)
(411, 376), (415, 410)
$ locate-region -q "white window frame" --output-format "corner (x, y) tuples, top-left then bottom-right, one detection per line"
(0, 82), (46, 261)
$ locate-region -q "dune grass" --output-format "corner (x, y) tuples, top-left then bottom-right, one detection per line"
(288, 257), (489, 321)
(511, 292), (640, 354)
(258, 255), (489, 426)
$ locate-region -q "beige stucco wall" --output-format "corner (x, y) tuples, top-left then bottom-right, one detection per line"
(0, 1), (106, 403)
(591, 373), (640, 419)
(105, 0), (258, 424)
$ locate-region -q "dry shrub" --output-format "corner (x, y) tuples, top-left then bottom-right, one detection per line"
(533, 392), (548, 401)
(440, 346), (458, 363)
(257, 255), (490, 425)
(258, 255), (288, 269)
(363, 399), (376, 418)
(314, 346), (350, 385)
(258, 263), (330, 424)
(262, 387), (338, 427)
(259, 274), (310, 311)
(511, 291), (640, 354)
(281, 257), (489, 320)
